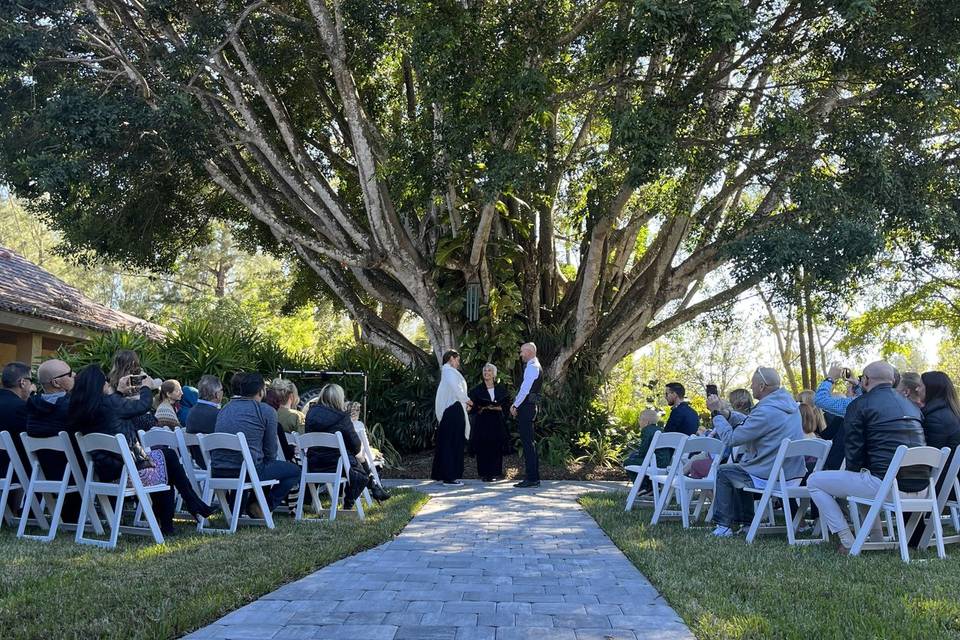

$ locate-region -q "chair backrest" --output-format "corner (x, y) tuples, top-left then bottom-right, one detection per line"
(296, 431), (351, 473)
(681, 436), (725, 456)
(139, 427), (179, 451)
(285, 432), (297, 447)
(19, 431), (84, 482)
(654, 432), (688, 451)
(879, 445), (948, 497)
(75, 432), (151, 491)
(936, 447), (960, 510)
(197, 432), (258, 478)
(0, 431), (30, 486)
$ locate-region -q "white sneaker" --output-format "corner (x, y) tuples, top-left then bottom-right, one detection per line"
(712, 525), (735, 538)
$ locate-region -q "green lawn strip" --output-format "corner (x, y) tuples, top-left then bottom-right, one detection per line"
(0, 488), (428, 640)
(580, 491), (960, 640)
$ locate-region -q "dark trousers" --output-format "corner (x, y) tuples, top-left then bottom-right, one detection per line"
(712, 464), (756, 528)
(257, 460), (301, 510)
(518, 401), (539, 482)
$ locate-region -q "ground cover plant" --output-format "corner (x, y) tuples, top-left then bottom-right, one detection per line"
(0, 489), (427, 640)
(581, 491), (960, 640)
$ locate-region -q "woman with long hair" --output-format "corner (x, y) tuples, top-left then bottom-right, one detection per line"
(797, 390), (826, 437)
(304, 383), (390, 510)
(70, 365), (217, 535)
(897, 372), (924, 407)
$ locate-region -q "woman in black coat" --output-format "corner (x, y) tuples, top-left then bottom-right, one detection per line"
(68, 365), (216, 535)
(468, 363), (512, 481)
(909, 371), (960, 546)
(304, 383), (389, 510)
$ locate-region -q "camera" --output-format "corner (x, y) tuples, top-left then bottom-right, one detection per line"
(128, 374), (145, 386)
(842, 368), (852, 380)
(705, 384), (718, 397)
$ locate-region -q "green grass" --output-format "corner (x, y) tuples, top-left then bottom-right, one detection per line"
(0, 489), (428, 640)
(580, 491), (960, 640)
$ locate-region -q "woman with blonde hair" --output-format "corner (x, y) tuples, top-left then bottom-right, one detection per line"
(797, 389), (826, 436)
(305, 383), (390, 509)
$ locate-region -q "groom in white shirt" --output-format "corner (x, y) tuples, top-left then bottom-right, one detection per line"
(511, 342), (543, 488)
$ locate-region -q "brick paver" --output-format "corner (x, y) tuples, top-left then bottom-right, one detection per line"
(185, 480), (693, 640)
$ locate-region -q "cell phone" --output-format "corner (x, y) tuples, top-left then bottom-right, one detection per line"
(128, 374), (145, 385)
(705, 384), (718, 397)
(842, 368), (851, 380)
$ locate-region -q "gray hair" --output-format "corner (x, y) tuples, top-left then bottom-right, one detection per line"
(320, 383), (347, 412)
(197, 374), (223, 401)
(482, 363), (498, 377)
(270, 378), (298, 403)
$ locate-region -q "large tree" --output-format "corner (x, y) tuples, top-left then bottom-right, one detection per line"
(2, 0), (959, 386)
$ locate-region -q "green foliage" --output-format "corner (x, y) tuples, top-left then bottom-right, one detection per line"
(573, 428), (625, 469)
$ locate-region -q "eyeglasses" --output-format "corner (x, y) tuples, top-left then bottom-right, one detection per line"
(754, 367), (772, 387)
(49, 370), (73, 382)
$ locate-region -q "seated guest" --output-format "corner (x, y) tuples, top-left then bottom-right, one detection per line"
(663, 382), (699, 435)
(0, 361), (33, 478)
(185, 375), (222, 468)
(212, 372), (299, 518)
(305, 383), (390, 510)
(177, 385), (198, 427)
(798, 391), (826, 440)
(897, 372), (924, 407)
(814, 364), (864, 471)
(26, 359), (77, 478)
(154, 380), (183, 428)
(108, 349), (159, 432)
(69, 365), (217, 535)
(807, 361), (927, 554)
(262, 387), (296, 463)
(706, 367), (806, 537)
(270, 379), (306, 434)
(909, 371), (960, 545)
(623, 409), (661, 488)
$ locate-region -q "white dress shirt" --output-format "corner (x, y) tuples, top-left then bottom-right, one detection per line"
(513, 357), (542, 408)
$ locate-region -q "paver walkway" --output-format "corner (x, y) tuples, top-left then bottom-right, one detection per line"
(186, 480), (694, 640)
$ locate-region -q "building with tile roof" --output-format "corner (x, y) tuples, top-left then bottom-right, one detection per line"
(0, 245), (165, 365)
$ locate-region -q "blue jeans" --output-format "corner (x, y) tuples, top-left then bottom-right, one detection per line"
(712, 463), (756, 528)
(256, 460), (300, 511)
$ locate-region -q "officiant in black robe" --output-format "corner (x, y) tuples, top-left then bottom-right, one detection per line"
(468, 363), (512, 481)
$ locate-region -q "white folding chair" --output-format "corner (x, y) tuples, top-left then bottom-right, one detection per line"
(651, 437), (725, 528)
(294, 431), (365, 521)
(646, 433), (689, 515)
(17, 431), (103, 541)
(0, 431), (45, 530)
(196, 432), (278, 534)
(136, 427), (189, 521)
(917, 447), (960, 550)
(353, 422), (378, 508)
(625, 430), (662, 511)
(848, 445), (949, 562)
(75, 433), (167, 548)
(177, 430), (209, 496)
(743, 438), (832, 544)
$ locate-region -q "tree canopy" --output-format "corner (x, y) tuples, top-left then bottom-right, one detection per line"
(2, 0), (959, 386)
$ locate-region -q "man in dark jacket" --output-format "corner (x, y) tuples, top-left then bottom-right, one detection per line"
(663, 383), (699, 435)
(25, 358), (81, 522)
(0, 362), (33, 478)
(808, 360), (927, 553)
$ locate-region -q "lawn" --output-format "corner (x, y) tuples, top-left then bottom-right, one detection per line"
(0, 489), (428, 640)
(580, 491), (960, 640)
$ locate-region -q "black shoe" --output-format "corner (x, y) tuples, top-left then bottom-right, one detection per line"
(342, 498), (356, 511)
(370, 484), (391, 502)
(443, 480), (464, 486)
(482, 477), (494, 482)
(188, 502), (221, 523)
(514, 480), (540, 488)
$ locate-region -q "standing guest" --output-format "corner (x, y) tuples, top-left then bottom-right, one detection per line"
(706, 367), (806, 537)
(908, 371), (960, 546)
(185, 375), (222, 468)
(511, 342), (543, 489)
(807, 361), (927, 554)
(468, 363), (511, 482)
(432, 350), (471, 486)
(622, 408), (662, 484)
(897, 372), (924, 407)
(305, 384), (390, 510)
(270, 379), (306, 434)
(0, 362), (33, 478)
(662, 383), (699, 435)
(69, 365), (217, 535)
(177, 385), (198, 427)
(154, 380), (183, 428)
(212, 372), (299, 518)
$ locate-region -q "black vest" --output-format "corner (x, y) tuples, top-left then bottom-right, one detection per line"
(528, 363), (543, 395)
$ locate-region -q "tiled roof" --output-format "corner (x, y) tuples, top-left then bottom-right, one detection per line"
(0, 246), (166, 339)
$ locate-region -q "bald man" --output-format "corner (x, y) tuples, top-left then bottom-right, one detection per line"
(511, 342), (542, 488)
(807, 360), (927, 554)
(706, 366), (805, 537)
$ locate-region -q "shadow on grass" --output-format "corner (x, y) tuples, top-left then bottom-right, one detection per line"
(580, 490), (960, 640)
(0, 488), (428, 640)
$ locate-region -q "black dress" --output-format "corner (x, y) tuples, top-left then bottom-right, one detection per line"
(468, 384), (511, 479)
(431, 403), (466, 483)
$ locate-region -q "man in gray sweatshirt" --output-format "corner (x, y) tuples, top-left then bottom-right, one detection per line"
(706, 367), (806, 537)
(212, 372), (299, 515)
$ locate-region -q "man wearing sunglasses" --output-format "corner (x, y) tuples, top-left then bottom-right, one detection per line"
(0, 361), (34, 478)
(706, 366), (806, 537)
